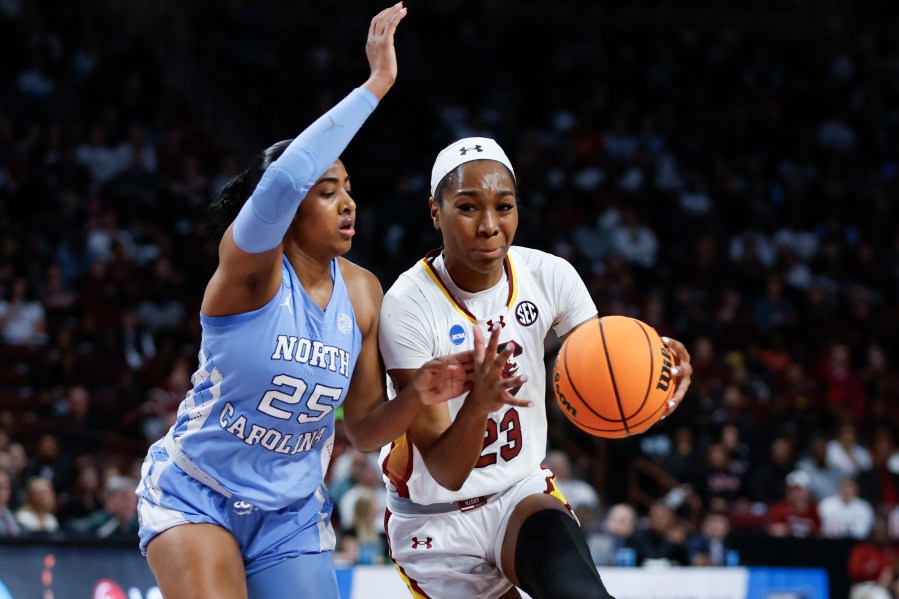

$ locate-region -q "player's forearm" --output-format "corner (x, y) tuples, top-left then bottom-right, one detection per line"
(232, 88), (379, 253)
(418, 405), (490, 492)
(344, 389), (427, 452)
(361, 72), (394, 102)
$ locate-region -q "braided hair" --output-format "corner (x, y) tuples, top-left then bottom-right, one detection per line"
(203, 139), (293, 241)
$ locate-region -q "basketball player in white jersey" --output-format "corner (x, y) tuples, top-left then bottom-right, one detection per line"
(378, 137), (693, 598)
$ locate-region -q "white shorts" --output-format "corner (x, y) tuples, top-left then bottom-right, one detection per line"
(385, 466), (570, 599)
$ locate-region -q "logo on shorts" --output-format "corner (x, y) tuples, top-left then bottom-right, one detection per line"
(233, 501), (257, 516)
(337, 313), (352, 334)
(411, 536), (433, 549)
(515, 301), (539, 326)
(449, 324), (466, 345)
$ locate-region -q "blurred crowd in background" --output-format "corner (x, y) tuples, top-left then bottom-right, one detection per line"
(1, 0), (898, 594)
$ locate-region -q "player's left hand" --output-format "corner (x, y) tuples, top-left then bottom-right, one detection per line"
(660, 336), (692, 419)
(408, 349), (475, 406)
(462, 326), (533, 415)
(363, 2), (408, 100)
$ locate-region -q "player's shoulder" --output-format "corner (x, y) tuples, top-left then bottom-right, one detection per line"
(509, 246), (574, 274)
(383, 258), (431, 298)
(381, 261), (437, 323)
(338, 258), (382, 334)
(338, 257), (382, 298)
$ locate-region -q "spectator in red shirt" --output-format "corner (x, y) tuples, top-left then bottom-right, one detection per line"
(767, 470), (821, 538)
(848, 515), (897, 599)
(819, 343), (868, 425)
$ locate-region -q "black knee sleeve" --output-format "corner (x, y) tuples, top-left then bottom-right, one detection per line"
(514, 509), (615, 599)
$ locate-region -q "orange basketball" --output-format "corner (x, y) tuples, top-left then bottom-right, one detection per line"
(552, 315), (676, 438)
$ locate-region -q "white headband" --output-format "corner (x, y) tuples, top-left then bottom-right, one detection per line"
(430, 137), (516, 197)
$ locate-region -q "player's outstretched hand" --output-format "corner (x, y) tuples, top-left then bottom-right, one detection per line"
(409, 349), (475, 406)
(363, 2), (407, 100)
(660, 336), (692, 419)
(462, 326), (533, 416)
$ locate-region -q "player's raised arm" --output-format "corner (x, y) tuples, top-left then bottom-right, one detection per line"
(361, 1), (406, 100)
(202, 2), (408, 318)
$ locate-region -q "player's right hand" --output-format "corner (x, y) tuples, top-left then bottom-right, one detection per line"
(363, 2), (407, 100)
(462, 326), (532, 416)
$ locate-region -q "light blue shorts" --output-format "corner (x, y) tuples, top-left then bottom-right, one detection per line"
(136, 440), (337, 594)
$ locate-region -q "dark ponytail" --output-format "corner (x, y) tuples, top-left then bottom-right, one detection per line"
(202, 139), (293, 241)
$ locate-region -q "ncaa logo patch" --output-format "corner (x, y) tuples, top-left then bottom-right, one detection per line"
(515, 301), (539, 326)
(337, 313), (352, 334)
(449, 324), (466, 345)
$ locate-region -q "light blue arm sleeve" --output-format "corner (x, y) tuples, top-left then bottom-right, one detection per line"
(232, 87), (379, 253)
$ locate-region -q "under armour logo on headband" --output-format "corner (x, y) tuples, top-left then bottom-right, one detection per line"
(431, 137), (515, 196)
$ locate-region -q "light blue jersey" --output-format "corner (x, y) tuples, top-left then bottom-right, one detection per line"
(164, 255), (361, 511)
(137, 86), (377, 591)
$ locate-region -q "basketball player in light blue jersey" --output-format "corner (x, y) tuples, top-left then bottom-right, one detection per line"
(135, 5), (481, 598)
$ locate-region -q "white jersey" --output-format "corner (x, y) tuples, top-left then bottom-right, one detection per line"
(378, 246), (597, 505)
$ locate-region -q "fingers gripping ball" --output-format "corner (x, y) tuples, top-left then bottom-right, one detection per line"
(553, 316), (675, 438)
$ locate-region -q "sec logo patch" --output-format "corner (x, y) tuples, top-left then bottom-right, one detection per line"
(515, 301), (539, 326)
